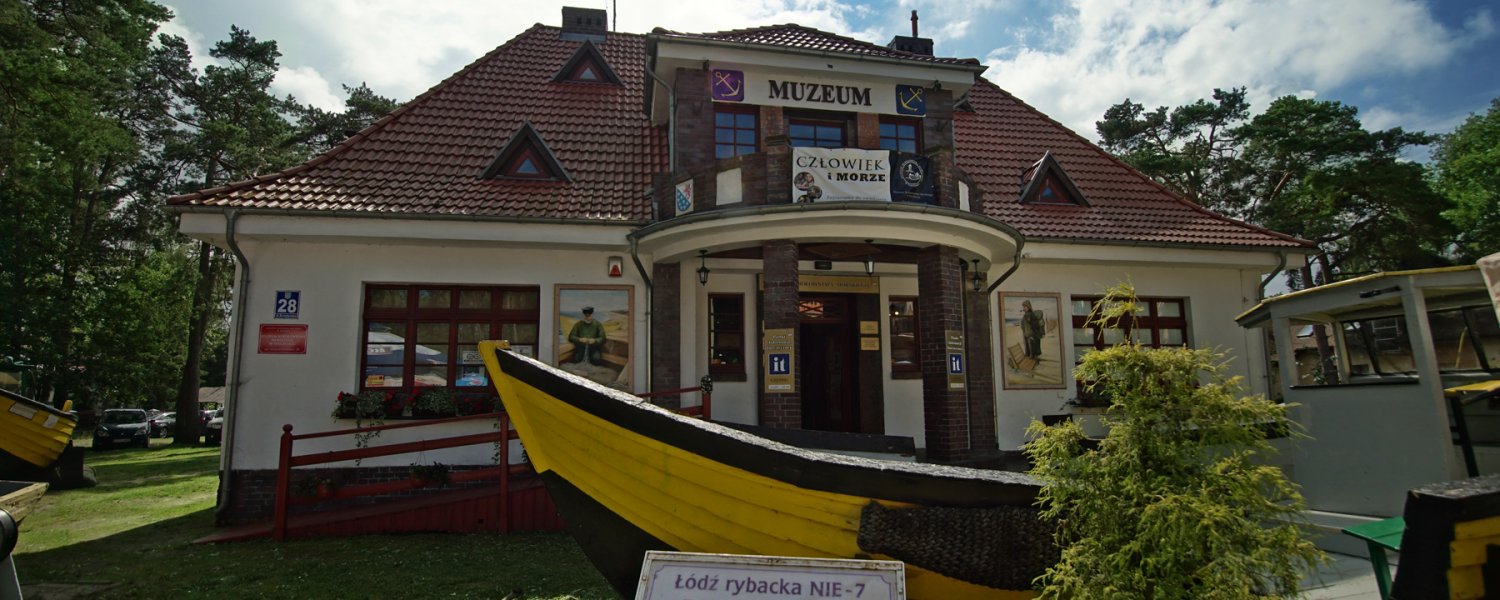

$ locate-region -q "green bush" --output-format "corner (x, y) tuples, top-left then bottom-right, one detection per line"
(1025, 284), (1322, 599)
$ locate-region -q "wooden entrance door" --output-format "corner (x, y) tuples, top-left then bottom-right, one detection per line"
(798, 296), (858, 432)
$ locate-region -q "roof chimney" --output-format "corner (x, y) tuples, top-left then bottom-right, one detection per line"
(561, 6), (608, 42)
(886, 10), (933, 56)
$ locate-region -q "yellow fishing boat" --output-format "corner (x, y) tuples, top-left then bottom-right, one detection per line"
(0, 389), (77, 475)
(478, 341), (1052, 600)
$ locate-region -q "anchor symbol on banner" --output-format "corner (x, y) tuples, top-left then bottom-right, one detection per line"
(899, 86), (925, 113)
(713, 70), (742, 97)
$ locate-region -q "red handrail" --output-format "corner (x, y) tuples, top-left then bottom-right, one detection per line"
(273, 411), (513, 540)
(638, 375), (713, 419)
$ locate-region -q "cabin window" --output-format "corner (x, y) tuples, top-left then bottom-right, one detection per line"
(715, 108), (758, 159)
(889, 296), (920, 376)
(1427, 306), (1499, 373)
(709, 294), (745, 378)
(361, 285), (540, 391)
(878, 118), (921, 153)
(789, 119), (845, 148)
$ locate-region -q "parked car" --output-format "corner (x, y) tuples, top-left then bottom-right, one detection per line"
(94, 409), (151, 449)
(204, 409), (224, 445)
(149, 411), (176, 438)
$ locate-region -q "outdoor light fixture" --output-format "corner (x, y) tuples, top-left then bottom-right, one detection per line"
(696, 250), (710, 286)
(863, 239), (876, 277)
(970, 259), (983, 292)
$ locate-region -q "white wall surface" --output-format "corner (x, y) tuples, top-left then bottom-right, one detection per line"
(224, 233), (647, 470)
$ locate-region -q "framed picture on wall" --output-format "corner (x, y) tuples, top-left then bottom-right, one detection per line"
(554, 285), (634, 390)
(998, 292), (1066, 390)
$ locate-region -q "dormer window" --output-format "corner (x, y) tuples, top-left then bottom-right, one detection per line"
(480, 122), (571, 182)
(552, 40), (621, 85)
(1019, 152), (1088, 206)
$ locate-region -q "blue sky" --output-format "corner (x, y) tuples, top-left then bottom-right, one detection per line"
(163, 0), (1497, 150)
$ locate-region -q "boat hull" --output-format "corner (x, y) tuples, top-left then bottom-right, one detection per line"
(479, 342), (1051, 599)
(0, 389), (76, 471)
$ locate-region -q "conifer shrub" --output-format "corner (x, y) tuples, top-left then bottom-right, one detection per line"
(1025, 283), (1323, 598)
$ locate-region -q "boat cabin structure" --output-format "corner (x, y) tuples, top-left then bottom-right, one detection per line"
(1237, 266), (1500, 524)
(170, 7), (1312, 524)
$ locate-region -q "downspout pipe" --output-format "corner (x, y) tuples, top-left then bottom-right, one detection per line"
(1258, 250), (1288, 301)
(985, 237), (1026, 293)
(215, 209), (251, 523)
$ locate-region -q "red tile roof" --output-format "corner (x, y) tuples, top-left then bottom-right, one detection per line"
(169, 25), (665, 221)
(169, 24), (1309, 250)
(956, 81), (1309, 248)
(651, 24), (982, 67)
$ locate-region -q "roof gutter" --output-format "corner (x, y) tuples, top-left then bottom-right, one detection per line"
(216, 209), (250, 524)
(1020, 235), (1313, 255)
(166, 205), (649, 227)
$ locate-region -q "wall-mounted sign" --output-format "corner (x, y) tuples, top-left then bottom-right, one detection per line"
(859, 320), (879, 335)
(791, 148), (932, 204)
(758, 274), (880, 295)
(945, 330), (965, 390)
(861, 337), (880, 351)
(258, 324), (307, 354)
(710, 67), (926, 117)
(274, 290), (300, 319)
(635, 551), (905, 600)
(764, 328), (795, 393)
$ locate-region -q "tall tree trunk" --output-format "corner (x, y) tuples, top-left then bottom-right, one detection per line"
(1301, 261), (1340, 385)
(172, 241), (217, 444)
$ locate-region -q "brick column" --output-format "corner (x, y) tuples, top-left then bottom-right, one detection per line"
(650, 262), (682, 407)
(855, 113), (881, 149)
(760, 240), (800, 428)
(674, 68), (714, 170)
(964, 289), (998, 451)
(917, 245), (969, 461)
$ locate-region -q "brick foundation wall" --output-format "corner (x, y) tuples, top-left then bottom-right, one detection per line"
(759, 239), (801, 428)
(219, 465), (512, 525)
(917, 244), (970, 461)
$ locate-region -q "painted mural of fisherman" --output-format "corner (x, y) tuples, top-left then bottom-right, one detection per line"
(568, 306), (606, 366)
(1021, 300), (1045, 359)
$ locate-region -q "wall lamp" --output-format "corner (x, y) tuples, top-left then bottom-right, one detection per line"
(696, 250), (710, 286)
(970, 259), (983, 292)
(863, 239), (876, 277)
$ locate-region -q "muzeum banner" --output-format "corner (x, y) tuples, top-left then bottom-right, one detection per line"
(791, 147), (933, 204)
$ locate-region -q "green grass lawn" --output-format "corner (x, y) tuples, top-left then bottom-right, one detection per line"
(12, 441), (614, 599)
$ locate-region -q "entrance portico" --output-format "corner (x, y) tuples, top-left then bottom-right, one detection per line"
(632, 202), (1021, 461)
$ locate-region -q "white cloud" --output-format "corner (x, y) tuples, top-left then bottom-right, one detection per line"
(282, 0), (880, 102)
(158, 4), (211, 72)
(274, 66), (345, 112)
(982, 0), (1483, 140)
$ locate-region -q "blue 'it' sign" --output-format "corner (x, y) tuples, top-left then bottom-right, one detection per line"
(768, 353), (791, 375)
(948, 353), (964, 374)
(275, 290), (301, 319)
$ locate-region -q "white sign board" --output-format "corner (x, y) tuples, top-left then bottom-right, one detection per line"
(791, 148), (891, 203)
(636, 551), (904, 600)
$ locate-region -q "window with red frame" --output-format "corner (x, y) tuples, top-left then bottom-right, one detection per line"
(878, 118), (921, 153)
(361, 285), (540, 392)
(1070, 295), (1188, 403)
(889, 296), (920, 375)
(708, 294), (745, 377)
(715, 108), (758, 159)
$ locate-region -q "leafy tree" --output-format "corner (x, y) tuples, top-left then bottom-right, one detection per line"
(0, 0), (178, 408)
(294, 83), (402, 154)
(1097, 91), (1453, 278)
(1096, 88), (1251, 215)
(1433, 98), (1500, 261)
(1026, 284), (1322, 599)
(151, 25), (308, 443)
